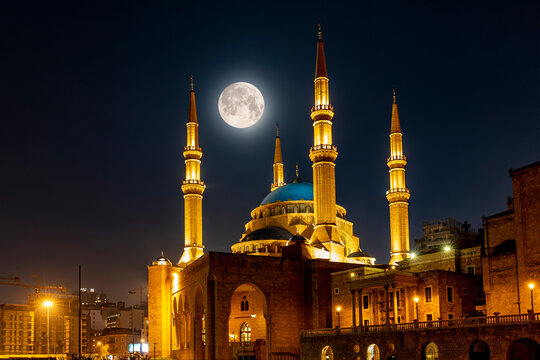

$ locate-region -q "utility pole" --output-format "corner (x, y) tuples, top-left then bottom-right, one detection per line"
(78, 265), (82, 360)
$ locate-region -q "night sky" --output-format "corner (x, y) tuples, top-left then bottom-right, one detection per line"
(1, 1), (538, 305)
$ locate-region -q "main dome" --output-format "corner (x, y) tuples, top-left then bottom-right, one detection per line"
(260, 182), (313, 205)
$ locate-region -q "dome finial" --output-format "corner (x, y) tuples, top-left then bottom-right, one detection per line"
(276, 123), (279, 137)
(190, 75), (194, 91)
(161, 250), (164, 257)
(393, 88), (396, 103)
(296, 163), (299, 179)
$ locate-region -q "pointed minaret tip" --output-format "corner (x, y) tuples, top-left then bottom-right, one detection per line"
(276, 123), (279, 138)
(393, 88), (396, 103)
(296, 163), (299, 178)
(315, 22), (327, 78)
(318, 21), (322, 40)
(190, 75), (194, 91)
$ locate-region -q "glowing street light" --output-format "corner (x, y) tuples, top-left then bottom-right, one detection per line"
(410, 253), (416, 259)
(444, 245), (451, 252)
(336, 306), (342, 327)
(43, 301), (53, 358)
(413, 297), (419, 321)
(529, 283), (535, 313)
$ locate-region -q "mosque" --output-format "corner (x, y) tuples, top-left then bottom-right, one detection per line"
(148, 27), (411, 360)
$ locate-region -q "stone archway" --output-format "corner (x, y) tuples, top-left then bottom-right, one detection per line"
(321, 345), (333, 360)
(367, 344), (380, 360)
(229, 283), (268, 360)
(470, 340), (490, 360)
(424, 342), (439, 360)
(508, 338), (539, 360)
(194, 286), (205, 360)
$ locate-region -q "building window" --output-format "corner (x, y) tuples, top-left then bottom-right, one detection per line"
(447, 287), (453, 303)
(363, 295), (370, 310)
(425, 342), (439, 360)
(240, 322), (251, 342)
(425, 287), (432, 303)
(241, 297), (249, 311)
(463, 288), (468, 295)
(321, 345), (333, 360)
(467, 266), (475, 275)
(448, 313), (454, 320)
(364, 319), (370, 326)
(367, 344), (380, 360)
(426, 314), (433, 322)
(334, 288), (339, 295)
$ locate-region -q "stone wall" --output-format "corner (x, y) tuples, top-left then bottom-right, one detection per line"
(301, 322), (540, 360)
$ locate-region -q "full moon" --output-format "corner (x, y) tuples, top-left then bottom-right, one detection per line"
(218, 82), (264, 128)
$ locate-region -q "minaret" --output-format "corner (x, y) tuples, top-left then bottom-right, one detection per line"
(179, 76), (205, 264)
(271, 124), (285, 191)
(386, 89), (411, 264)
(308, 24), (341, 257)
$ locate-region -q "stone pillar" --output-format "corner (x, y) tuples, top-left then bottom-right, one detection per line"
(393, 285), (399, 324)
(358, 289), (364, 330)
(351, 290), (356, 327)
(404, 287), (410, 323)
(384, 285), (390, 326)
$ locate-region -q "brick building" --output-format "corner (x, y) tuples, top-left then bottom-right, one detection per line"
(482, 161), (540, 316)
(0, 304), (34, 355)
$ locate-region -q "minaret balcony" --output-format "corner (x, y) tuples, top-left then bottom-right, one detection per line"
(184, 146), (202, 151)
(181, 180), (205, 195)
(387, 156), (407, 168)
(385, 188), (411, 202)
(183, 147), (203, 159)
(183, 179), (205, 185)
(312, 144), (337, 151)
(310, 107), (334, 120)
(309, 145), (338, 162)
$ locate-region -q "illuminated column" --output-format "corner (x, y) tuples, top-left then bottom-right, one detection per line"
(271, 124), (285, 191)
(386, 89), (411, 264)
(179, 76), (205, 264)
(308, 25), (341, 257)
(148, 254), (173, 359)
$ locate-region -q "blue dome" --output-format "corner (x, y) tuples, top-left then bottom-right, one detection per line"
(260, 182), (313, 205)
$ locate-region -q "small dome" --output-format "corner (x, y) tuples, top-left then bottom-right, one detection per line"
(152, 252), (172, 266)
(287, 234), (307, 246)
(260, 182), (313, 205)
(348, 250), (372, 258)
(240, 226), (293, 242)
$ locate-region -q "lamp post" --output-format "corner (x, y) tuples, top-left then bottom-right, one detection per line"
(43, 301), (53, 358)
(153, 342), (156, 360)
(529, 283), (535, 313)
(413, 297), (419, 321)
(336, 306), (341, 327)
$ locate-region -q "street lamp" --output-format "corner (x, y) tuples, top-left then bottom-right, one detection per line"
(336, 306), (341, 327)
(444, 245), (451, 252)
(529, 283), (535, 313)
(413, 297), (419, 321)
(43, 301), (53, 358)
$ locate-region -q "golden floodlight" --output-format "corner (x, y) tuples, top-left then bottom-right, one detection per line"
(43, 300), (53, 307)
(529, 283), (535, 290)
(413, 297), (419, 303)
(336, 306), (341, 312)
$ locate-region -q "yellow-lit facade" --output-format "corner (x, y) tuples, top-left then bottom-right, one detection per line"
(179, 77), (205, 265)
(386, 90), (411, 264)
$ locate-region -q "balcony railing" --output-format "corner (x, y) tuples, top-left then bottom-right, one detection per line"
(311, 144), (337, 151)
(182, 179), (204, 185)
(386, 188), (410, 195)
(311, 104), (334, 112)
(300, 312), (539, 337)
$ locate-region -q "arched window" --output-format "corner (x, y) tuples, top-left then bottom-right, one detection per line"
(425, 342), (439, 360)
(367, 344), (380, 360)
(508, 338), (539, 360)
(241, 297), (249, 312)
(470, 340), (489, 360)
(321, 345), (333, 360)
(306, 206), (311, 213)
(240, 322), (251, 342)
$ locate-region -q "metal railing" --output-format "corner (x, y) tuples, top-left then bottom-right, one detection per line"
(311, 144), (337, 151)
(300, 312), (539, 337)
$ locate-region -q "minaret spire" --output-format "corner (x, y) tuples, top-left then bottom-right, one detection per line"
(309, 24), (342, 260)
(179, 76), (205, 265)
(271, 124), (285, 191)
(386, 89), (411, 264)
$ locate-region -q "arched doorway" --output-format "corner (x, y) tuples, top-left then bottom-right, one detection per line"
(194, 287), (204, 360)
(470, 340), (490, 360)
(425, 342), (439, 360)
(229, 283), (268, 360)
(172, 294), (184, 350)
(321, 345), (333, 360)
(508, 338), (539, 360)
(367, 344), (380, 360)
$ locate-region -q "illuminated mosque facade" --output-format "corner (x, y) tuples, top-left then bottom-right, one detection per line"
(148, 27), (411, 360)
